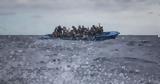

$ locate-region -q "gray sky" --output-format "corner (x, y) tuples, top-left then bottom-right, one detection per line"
(0, 0), (160, 35)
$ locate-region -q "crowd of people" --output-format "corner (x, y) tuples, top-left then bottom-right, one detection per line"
(52, 24), (104, 38)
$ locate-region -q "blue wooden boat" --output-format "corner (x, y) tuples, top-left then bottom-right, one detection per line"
(42, 31), (120, 41)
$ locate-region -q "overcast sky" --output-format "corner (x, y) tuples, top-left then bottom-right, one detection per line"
(0, 0), (160, 35)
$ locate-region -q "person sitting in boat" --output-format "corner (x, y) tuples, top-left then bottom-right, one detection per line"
(82, 30), (88, 39)
(77, 25), (82, 37)
(66, 28), (70, 37)
(81, 26), (89, 39)
(62, 26), (67, 37)
(69, 28), (76, 39)
(91, 25), (97, 36)
(98, 23), (103, 34)
(53, 26), (60, 38)
(72, 26), (77, 34)
(81, 25), (85, 34)
(58, 25), (63, 37)
(89, 27), (94, 36)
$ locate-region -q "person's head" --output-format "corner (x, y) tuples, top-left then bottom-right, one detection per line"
(58, 25), (61, 28)
(72, 26), (75, 28)
(78, 25), (81, 28)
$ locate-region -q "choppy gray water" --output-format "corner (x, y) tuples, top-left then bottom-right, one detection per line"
(0, 35), (160, 84)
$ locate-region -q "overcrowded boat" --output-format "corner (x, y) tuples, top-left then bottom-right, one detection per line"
(43, 24), (120, 41)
